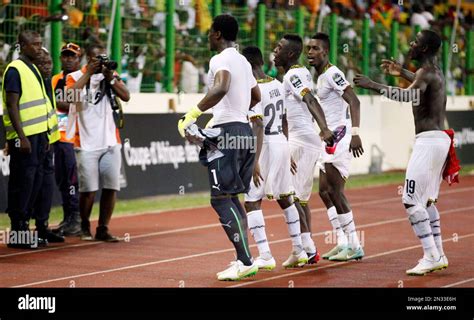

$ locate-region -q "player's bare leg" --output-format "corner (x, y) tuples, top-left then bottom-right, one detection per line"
(324, 164), (364, 261)
(79, 191), (95, 241)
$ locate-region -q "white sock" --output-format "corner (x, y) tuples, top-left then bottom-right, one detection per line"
(283, 204), (303, 252)
(338, 211), (361, 250)
(426, 205), (444, 257)
(247, 210), (271, 257)
(407, 206), (440, 261)
(327, 206), (348, 247)
(301, 232), (316, 254)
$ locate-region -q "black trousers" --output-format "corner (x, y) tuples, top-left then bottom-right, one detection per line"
(31, 146), (54, 229)
(7, 132), (49, 228)
(53, 141), (79, 218)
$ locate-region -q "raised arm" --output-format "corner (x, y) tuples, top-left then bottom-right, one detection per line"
(103, 68), (130, 102)
(354, 68), (429, 103)
(380, 58), (415, 83)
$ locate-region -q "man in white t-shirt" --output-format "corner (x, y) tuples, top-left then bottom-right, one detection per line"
(66, 43), (130, 242)
(273, 34), (334, 264)
(177, 14), (261, 281)
(242, 46), (309, 270)
(307, 32), (365, 262)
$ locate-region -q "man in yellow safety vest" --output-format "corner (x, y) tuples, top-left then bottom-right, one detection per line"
(2, 30), (60, 249)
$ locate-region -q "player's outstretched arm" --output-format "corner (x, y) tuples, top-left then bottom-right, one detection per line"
(354, 69), (428, 104)
(178, 70), (231, 137)
(380, 58), (415, 83)
(342, 87), (364, 158)
(302, 92), (334, 144)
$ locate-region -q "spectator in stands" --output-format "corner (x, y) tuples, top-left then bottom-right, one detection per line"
(411, 3), (431, 30)
(126, 59), (143, 93)
(179, 52), (199, 93)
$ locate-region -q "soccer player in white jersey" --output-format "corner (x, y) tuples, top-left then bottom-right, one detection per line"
(242, 46), (309, 269)
(307, 32), (365, 261)
(273, 34), (334, 264)
(178, 15), (261, 281)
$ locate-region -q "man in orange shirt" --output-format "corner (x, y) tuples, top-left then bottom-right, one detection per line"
(51, 43), (82, 236)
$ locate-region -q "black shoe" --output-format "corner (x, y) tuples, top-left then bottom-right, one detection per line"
(7, 222), (47, 249)
(7, 242), (39, 250)
(37, 228), (65, 243)
(62, 213), (82, 236)
(95, 226), (120, 242)
(7, 235), (48, 249)
(52, 219), (67, 233)
(80, 219), (94, 241)
(80, 228), (94, 241)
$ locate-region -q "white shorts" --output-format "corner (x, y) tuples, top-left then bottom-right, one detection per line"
(402, 131), (450, 207)
(289, 139), (321, 203)
(76, 144), (122, 192)
(245, 142), (293, 202)
(317, 131), (352, 179)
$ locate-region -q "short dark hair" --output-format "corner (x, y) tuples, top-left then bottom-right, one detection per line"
(312, 32), (330, 50)
(86, 43), (105, 57)
(242, 46), (264, 67)
(18, 30), (40, 45)
(420, 30), (441, 56)
(282, 34), (303, 57)
(211, 14), (239, 41)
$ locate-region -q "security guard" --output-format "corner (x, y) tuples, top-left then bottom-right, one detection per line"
(2, 30), (60, 249)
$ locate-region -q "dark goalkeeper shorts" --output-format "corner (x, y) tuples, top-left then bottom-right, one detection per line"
(205, 121), (256, 197)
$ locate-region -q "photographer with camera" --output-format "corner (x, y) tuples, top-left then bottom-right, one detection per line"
(66, 43), (130, 242)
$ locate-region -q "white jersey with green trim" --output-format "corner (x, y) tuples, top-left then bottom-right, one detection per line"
(249, 78), (286, 143)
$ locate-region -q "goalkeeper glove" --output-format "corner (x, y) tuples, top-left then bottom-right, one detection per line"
(178, 106), (203, 137)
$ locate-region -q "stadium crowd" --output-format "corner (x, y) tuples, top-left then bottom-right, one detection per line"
(0, 1), (473, 95)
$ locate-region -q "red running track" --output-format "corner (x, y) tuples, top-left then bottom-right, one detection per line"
(0, 176), (473, 288)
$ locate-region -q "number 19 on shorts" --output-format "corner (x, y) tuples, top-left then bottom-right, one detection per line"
(405, 179), (415, 194)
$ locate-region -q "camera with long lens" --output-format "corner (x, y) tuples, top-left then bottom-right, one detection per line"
(96, 54), (118, 70)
